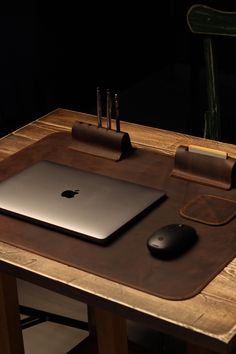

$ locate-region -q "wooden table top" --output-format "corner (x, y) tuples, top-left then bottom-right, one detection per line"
(1, 108), (236, 353)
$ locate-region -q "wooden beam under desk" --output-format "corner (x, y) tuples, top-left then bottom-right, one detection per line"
(187, 343), (214, 354)
(0, 272), (24, 354)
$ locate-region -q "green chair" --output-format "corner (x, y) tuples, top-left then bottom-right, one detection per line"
(187, 4), (236, 140)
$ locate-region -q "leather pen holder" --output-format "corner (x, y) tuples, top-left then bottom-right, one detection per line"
(171, 145), (236, 189)
(70, 121), (134, 161)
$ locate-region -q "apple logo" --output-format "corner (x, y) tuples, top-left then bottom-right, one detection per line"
(61, 189), (79, 198)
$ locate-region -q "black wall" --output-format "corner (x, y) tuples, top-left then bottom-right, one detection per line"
(1, 1), (236, 143)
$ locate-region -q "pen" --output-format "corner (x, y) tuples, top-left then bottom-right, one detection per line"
(114, 93), (120, 132)
(96, 87), (102, 128)
(106, 89), (112, 130)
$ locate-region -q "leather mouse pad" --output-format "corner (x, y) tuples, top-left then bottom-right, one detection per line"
(180, 194), (236, 225)
(1, 132), (236, 300)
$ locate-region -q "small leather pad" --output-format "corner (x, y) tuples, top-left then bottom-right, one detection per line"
(180, 194), (236, 226)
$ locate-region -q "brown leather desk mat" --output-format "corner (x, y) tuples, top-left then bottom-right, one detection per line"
(1, 132), (236, 300)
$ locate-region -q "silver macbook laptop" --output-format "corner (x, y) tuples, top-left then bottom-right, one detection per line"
(0, 160), (165, 243)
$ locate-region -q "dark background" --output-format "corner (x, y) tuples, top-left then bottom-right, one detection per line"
(1, 1), (236, 143)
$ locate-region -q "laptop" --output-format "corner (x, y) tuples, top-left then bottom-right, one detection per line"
(0, 160), (166, 244)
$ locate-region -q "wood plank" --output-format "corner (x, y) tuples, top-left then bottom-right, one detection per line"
(0, 272), (24, 354)
(37, 108), (92, 129)
(0, 150), (10, 161)
(13, 122), (58, 140)
(34, 120), (70, 132)
(203, 259), (236, 302)
(0, 134), (35, 155)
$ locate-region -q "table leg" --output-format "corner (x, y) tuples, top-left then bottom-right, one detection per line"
(0, 272), (24, 354)
(187, 343), (214, 354)
(68, 305), (129, 354)
(93, 306), (129, 354)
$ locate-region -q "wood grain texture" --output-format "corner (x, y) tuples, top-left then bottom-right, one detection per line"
(94, 307), (129, 354)
(0, 273), (24, 354)
(1, 108), (236, 353)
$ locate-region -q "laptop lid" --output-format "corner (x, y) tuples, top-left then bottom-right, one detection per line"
(0, 160), (166, 243)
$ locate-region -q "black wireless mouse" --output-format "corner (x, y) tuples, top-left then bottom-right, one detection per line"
(147, 224), (198, 259)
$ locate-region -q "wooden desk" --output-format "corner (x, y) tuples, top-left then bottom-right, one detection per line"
(0, 109), (236, 354)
